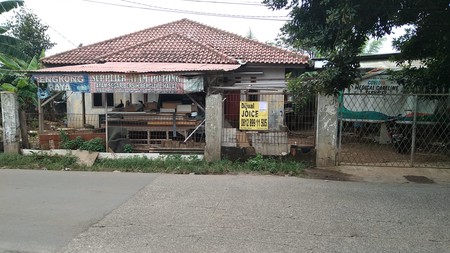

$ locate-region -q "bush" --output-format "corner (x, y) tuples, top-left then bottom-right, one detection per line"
(59, 130), (105, 152)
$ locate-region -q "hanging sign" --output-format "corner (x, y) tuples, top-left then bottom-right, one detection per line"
(89, 74), (203, 93)
(239, 101), (268, 130)
(32, 73), (203, 94)
(32, 74), (90, 92)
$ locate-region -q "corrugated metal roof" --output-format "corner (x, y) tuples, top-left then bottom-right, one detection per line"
(32, 62), (242, 73)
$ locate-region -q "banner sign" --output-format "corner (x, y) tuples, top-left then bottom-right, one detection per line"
(32, 73), (203, 94)
(239, 101), (268, 130)
(350, 74), (401, 94)
(32, 74), (90, 92)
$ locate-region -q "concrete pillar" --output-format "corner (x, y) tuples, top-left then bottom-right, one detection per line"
(204, 93), (223, 162)
(316, 94), (338, 167)
(1, 92), (20, 154)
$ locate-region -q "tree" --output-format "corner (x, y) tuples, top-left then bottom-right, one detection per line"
(5, 7), (55, 61)
(245, 28), (256, 40)
(263, 0), (450, 94)
(361, 38), (387, 55)
(0, 0), (24, 58)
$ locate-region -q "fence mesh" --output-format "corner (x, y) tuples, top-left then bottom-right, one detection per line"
(338, 92), (450, 168)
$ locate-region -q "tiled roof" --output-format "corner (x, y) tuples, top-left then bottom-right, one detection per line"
(42, 19), (308, 66)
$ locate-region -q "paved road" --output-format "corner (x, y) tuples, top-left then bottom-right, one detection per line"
(0, 169), (158, 253)
(1, 170), (449, 253)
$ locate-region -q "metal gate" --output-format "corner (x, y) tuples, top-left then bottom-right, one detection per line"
(338, 91), (450, 168)
(222, 90), (316, 156)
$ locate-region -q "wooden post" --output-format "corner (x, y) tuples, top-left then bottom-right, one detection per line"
(38, 94), (44, 133)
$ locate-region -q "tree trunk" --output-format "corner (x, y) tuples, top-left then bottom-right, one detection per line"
(19, 110), (30, 149)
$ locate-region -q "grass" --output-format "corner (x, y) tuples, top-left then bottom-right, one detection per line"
(0, 153), (309, 176)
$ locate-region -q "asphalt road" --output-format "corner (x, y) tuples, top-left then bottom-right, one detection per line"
(0, 169), (158, 253)
(1, 170), (449, 253)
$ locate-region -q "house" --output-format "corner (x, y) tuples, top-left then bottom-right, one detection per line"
(32, 19), (309, 158)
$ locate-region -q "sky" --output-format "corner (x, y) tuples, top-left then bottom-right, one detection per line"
(5, 0), (399, 56)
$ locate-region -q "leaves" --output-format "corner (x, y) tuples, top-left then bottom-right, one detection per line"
(0, 53), (39, 107)
(1, 82), (17, 92)
(264, 0), (450, 92)
(4, 7), (55, 61)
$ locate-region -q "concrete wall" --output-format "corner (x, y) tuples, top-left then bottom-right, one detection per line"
(316, 94), (338, 167)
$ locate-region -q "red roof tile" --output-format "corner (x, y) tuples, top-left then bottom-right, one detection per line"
(42, 19), (308, 66)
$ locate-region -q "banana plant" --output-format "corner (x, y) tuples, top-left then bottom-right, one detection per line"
(0, 0), (25, 59)
(0, 50), (42, 148)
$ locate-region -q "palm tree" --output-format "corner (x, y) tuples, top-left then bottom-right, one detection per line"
(0, 0), (25, 58)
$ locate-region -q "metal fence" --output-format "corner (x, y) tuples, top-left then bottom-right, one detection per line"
(222, 90), (316, 155)
(25, 112), (205, 152)
(338, 92), (450, 168)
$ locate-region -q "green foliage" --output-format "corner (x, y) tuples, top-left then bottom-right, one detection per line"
(59, 130), (106, 152)
(0, 153), (78, 170)
(0, 0), (24, 59)
(245, 153), (270, 171)
(123, 144), (134, 153)
(0, 52), (42, 107)
(361, 38), (387, 55)
(264, 0), (450, 92)
(79, 138), (106, 152)
(0, 153), (308, 176)
(286, 71), (318, 107)
(245, 28), (256, 40)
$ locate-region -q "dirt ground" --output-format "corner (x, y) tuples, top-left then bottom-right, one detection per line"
(303, 168), (359, 181)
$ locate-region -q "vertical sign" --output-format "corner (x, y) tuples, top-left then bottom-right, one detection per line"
(239, 101), (268, 130)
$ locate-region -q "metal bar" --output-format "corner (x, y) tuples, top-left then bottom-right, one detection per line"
(172, 112), (176, 138)
(183, 119), (206, 142)
(82, 92), (86, 126)
(213, 87), (283, 91)
(105, 102), (109, 152)
(410, 94), (418, 167)
(337, 92), (344, 165)
(40, 91), (63, 107)
(37, 95), (44, 133)
(185, 93), (205, 113)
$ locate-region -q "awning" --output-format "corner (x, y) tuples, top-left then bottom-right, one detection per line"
(32, 62), (241, 73)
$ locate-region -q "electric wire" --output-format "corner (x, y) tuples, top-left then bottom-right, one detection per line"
(80, 0), (288, 21)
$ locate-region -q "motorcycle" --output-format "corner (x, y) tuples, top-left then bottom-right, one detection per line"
(385, 115), (412, 154)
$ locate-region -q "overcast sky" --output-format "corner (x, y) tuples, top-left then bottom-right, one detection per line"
(7, 0), (398, 56)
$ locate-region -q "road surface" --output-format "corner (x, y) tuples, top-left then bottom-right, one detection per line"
(0, 169), (449, 253)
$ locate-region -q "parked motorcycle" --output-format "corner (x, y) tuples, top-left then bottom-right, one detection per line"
(385, 115), (412, 154)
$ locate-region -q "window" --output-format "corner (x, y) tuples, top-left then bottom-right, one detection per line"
(92, 93), (114, 107)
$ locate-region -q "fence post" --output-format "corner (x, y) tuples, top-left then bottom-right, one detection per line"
(1, 91), (20, 154)
(316, 93), (338, 167)
(204, 93), (223, 162)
